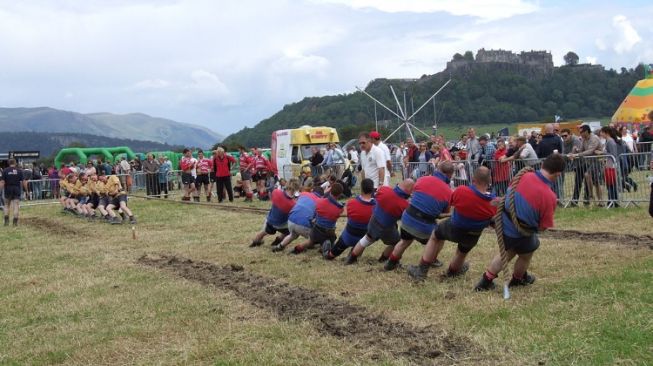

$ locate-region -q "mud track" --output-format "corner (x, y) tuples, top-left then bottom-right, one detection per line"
(138, 254), (478, 365)
(23, 217), (81, 236)
(542, 229), (653, 249)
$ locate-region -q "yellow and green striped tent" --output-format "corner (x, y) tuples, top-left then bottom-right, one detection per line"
(612, 65), (653, 123)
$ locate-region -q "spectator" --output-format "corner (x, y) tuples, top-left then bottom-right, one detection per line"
(500, 136), (538, 169)
(158, 155), (171, 198)
(477, 135), (496, 166)
(528, 131), (539, 148)
(466, 128), (480, 163)
(142, 153), (160, 198)
(31, 164), (43, 200)
(567, 124), (601, 206)
(492, 140), (511, 196)
(309, 147), (324, 177)
(347, 145), (359, 165)
(412, 142), (432, 179)
(48, 166), (60, 199)
(21, 164), (32, 200)
(370, 131), (392, 185)
(213, 147), (237, 203)
(600, 126), (620, 206)
(537, 124), (563, 158)
(358, 132), (386, 189)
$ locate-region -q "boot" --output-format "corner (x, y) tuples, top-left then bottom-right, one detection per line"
(383, 257), (400, 271)
(508, 272), (536, 287)
(474, 274), (496, 292)
(12, 217), (18, 227)
(129, 216), (137, 225)
(321, 240), (333, 259)
(271, 244), (285, 253)
(249, 239), (263, 248)
(445, 262), (470, 278)
(344, 252), (358, 265)
(206, 196), (211, 202)
(4, 216), (8, 226)
(407, 262), (430, 281)
(270, 236), (283, 247)
(193, 196), (200, 203)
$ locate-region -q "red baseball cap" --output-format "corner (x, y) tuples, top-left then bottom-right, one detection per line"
(370, 131), (381, 139)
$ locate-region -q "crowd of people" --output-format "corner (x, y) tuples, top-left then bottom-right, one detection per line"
(382, 123), (653, 208)
(250, 143), (572, 291)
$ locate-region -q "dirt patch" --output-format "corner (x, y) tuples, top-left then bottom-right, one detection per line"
(22, 217), (80, 237)
(138, 254), (478, 365)
(542, 229), (653, 249)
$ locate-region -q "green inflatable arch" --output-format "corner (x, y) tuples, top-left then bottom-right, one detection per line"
(54, 147), (137, 169)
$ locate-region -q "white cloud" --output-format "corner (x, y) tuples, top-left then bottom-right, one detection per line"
(316, 0), (538, 20)
(612, 15), (641, 54)
(585, 56), (597, 64)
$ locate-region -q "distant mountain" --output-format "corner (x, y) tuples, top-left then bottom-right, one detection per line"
(0, 107), (223, 148)
(0, 132), (183, 157)
(223, 49), (643, 147)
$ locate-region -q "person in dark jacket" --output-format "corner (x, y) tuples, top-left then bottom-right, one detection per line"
(309, 147), (324, 177)
(537, 124), (563, 158)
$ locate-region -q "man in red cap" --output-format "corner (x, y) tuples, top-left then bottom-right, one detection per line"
(370, 131), (392, 186)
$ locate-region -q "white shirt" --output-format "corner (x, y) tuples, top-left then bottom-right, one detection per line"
(360, 144), (386, 188)
(376, 141), (392, 186)
(519, 143), (539, 165)
(348, 150), (359, 164)
(622, 134), (634, 152)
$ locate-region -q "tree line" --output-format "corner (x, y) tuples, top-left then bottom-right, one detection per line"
(223, 59), (644, 147)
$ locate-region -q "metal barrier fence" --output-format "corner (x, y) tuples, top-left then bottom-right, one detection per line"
(13, 156), (650, 209)
(401, 154), (652, 209)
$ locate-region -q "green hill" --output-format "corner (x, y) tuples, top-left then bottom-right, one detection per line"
(224, 50), (643, 147)
(0, 107), (223, 148)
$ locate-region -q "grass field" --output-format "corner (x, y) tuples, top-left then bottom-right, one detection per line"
(1, 197), (651, 365)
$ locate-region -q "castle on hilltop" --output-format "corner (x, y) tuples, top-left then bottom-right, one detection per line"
(447, 49), (554, 75)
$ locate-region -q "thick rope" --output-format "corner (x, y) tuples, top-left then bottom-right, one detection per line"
(493, 166), (535, 296)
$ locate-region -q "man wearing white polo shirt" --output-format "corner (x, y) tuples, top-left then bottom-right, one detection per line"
(358, 132), (386, 189)
(370, 131), (392, 186)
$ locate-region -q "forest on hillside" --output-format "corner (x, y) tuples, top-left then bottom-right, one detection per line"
(224, 58), (644, 147)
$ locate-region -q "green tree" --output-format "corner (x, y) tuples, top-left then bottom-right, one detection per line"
(564, 51), (579, 66)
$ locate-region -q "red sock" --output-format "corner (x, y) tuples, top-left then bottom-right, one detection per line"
(389, 253), (401, 262)
(484, 270), (497, 281)
(295, 245), (304, 253)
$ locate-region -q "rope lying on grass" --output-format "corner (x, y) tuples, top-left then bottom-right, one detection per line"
(493, 167), (534, 299)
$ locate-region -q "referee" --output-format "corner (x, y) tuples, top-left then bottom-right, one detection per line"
(1, 159), (28, 226)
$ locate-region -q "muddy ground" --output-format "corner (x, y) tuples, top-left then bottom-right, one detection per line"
(541, 229), (653, 249)
(139, 254), (480, 365)
(22, 216), (81, 236)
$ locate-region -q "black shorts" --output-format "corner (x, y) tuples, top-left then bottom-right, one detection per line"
(89, 194), (100, 208)
(209, 173), (217, 183)
(503, 234), (540, 254)
(263, 220), (290, 236)
(99, 196), (110, 207)
(110, 194), (128, 207)
(366, 216), (401, 246)
(78, 195), (89, 205)
(433, 218), (482, 254)
(310, 225), (337, 246)
(195, 174), (210, 186)
(253, 171), (267, 182)
(3, 186), (22, 201)
(240, 170), (252, 181)
(399, 228), (430, 245)
(181, 173), (195, 185)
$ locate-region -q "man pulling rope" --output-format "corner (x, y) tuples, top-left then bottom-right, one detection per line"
(474, 154), (566, 295)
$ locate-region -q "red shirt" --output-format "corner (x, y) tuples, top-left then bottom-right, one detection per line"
(450, 185), (496, 231)
(239, 153), (252, 172)
(253, 155), (270, 172)
(197, 158), (212, 174)
(180, 157), (197, 172)
(213, 154), (236, 178)
(492, 148), (511, 183)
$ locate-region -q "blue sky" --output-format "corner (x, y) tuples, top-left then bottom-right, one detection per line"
(0, 0), (651, 136)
